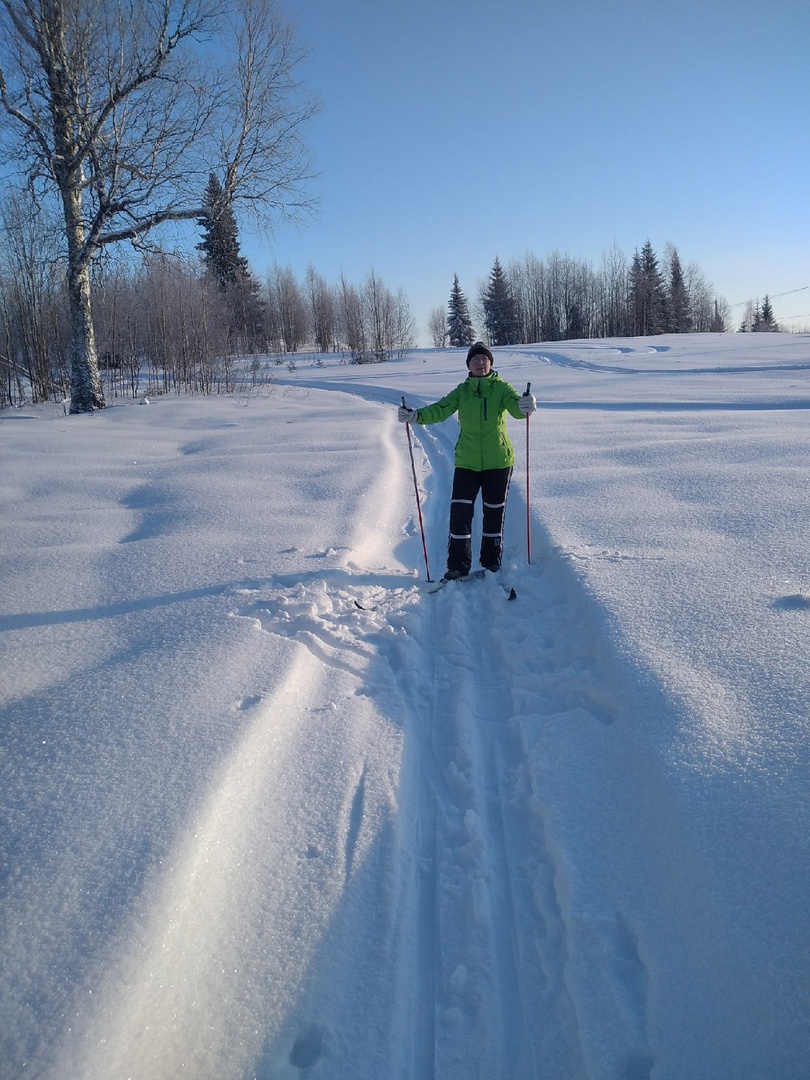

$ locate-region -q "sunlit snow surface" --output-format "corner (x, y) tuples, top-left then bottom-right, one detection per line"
(1, 335), (808, 1079)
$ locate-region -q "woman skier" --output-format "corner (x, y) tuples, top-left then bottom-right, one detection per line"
(398, 342), (535, 581)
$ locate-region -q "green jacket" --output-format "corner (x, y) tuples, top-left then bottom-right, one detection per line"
(414, 371), (524, 471)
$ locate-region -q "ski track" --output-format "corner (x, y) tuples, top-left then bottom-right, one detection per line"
(228, 549), (654, 1077)
(412, 575), (585, 1078)
(218, 390), (657, 1078)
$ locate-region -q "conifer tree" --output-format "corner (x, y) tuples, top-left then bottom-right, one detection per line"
(197, 174), (251, 291)
(447, 274), (474, 348)
(757, 295), (778, 331)
(630, 240), (667, 335)
(197, 173), (263, 346)
(482, 256), (517, 345)
(666, 246), (691, 333)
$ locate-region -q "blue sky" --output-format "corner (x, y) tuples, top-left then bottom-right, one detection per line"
(241, 0), (810, 341)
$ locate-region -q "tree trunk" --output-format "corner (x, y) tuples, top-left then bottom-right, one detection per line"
(67, 261), (104, 412)
(63, 190), (105, 413)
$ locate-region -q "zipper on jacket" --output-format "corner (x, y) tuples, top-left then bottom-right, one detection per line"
(483, 397), (488, 421)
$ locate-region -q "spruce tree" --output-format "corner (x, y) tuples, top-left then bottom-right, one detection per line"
(447, 274), (474, 348)
(197, 173), (251, 291)
(197, 173), (263, 344)
(630, 240), (667, 335)
(666, 246), (691, 333)
(757, 295), (777, 331)
(482, 257), (517, 345)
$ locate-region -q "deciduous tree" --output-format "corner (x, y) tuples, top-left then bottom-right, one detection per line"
(0, 0), (316, 412)
(428, 306), (447, 347)
(306, 264), (336, 353)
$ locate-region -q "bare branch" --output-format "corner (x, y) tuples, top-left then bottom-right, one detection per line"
(0, 0), (316, 411)
(99, 205), (208, 246)
(214, 0), (319, 228)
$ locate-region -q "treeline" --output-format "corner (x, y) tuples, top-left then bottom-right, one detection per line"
(738, 295), (780, 333)
(0, 229), (415, 408)
(433, 240), (730, 347)
(0, 202), (778, 412)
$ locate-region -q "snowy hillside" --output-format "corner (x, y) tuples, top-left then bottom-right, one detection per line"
(1, 334), (809, 1079)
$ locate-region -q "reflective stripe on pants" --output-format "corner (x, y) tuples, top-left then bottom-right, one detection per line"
(447, 466), (513, 575)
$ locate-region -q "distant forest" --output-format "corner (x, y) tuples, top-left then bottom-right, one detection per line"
(433, 241), (733, 350)
(0, 199), (774, 409)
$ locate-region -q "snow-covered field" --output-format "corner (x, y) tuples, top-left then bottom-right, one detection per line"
(1, 334), (808, 1079)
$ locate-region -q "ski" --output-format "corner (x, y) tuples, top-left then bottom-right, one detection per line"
(426, 569), (517, 600)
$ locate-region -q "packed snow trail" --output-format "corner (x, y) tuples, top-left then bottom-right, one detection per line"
(396, 571), (589, 1078)
(216, 544), (663, 1079)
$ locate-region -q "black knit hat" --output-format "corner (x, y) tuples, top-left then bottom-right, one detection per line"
(466, 341), (494, 367)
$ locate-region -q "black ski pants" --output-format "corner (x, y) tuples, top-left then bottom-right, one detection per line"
(447, 466), (513, 575)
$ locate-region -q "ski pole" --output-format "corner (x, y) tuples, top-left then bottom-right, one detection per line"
(525, 382), (532, 565)
(402, 396), (432, 582)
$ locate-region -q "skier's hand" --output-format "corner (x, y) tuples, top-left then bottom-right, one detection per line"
(518, 392), (536, 415)
(398, 405), (419, 424)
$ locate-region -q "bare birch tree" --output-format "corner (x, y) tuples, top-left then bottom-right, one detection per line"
(0, 191), (64, 402)
(269, 263), (308, 352)
(0, 0), (316, 412)
(337, 274), (366, 362)
(305, 264), (337, 353)
(597, 242), (630, 338)
(428, 306), (446, 347)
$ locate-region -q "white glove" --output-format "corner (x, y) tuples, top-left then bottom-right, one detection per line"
(398, 405), (419, 424)
(518, 392), (536, 415)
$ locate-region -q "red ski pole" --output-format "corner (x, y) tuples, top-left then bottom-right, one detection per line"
(402, 396), (432, 582)
(525, 382), (532, 565)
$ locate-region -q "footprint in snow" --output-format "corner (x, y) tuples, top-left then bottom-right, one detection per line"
(289, 1022), (325, 1069)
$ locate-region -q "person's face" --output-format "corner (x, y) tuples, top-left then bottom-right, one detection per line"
(468, 352), (492, 377)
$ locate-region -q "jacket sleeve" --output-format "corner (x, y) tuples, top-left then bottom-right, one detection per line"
(501, 380), (525, 420)
(414, 385), (461, 425)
